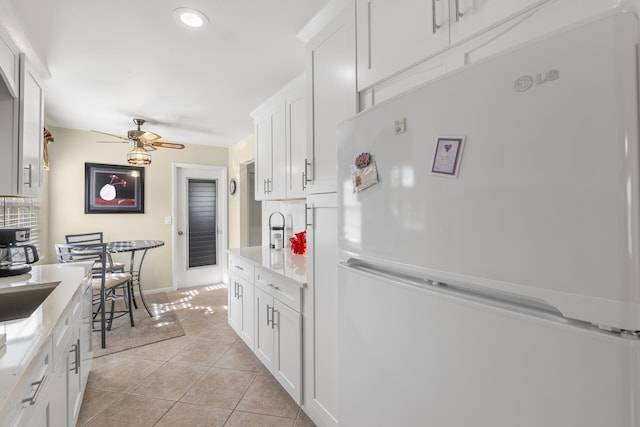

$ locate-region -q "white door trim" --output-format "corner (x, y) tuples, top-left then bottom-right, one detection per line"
(171, 162), (228, 291)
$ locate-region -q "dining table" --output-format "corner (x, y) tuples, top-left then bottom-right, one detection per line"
(105, 239), (164, 317)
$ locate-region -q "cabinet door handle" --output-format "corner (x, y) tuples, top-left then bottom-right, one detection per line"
(22, 376), (46, 406)
(304, 158), (312, 185)
(69, 339), (80, 374)
(432, 0), (441, 34)
(455, 0), (463, 21)
(23, 164), (33, 187)
(266, 304), (272, 326)
(305, 204), (313, 229)
(76, 338), (81, 373)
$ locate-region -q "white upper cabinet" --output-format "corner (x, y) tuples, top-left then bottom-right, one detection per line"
(19, 54), (44, 197)
(287, 85), (307, 199)
(0, 29), (19, 98)
(449, 0), (551, 44)
(356, 0), (450, 90)
(253, 74), (306, 200)
(0, 31), (18, 197)
(0, 52), (43, 197)
(306, 3), (357, 195)
(356, 0), (551, 91)
(254, 99), (286, 200)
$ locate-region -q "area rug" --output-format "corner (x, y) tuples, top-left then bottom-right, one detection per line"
(92, 292), (185, 358)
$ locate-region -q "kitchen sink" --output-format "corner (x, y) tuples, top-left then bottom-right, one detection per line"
(0, 282), (61, 322)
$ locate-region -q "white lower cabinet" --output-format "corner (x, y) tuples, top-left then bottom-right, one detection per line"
(228, 254), (256, 349)
(228, 272), (255, 349)
(11, 343), (53, 427)
(254, 268), (302, 404)
(5, 280), (91, 427)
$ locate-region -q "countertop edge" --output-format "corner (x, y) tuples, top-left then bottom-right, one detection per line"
(227, 246), (307, 287)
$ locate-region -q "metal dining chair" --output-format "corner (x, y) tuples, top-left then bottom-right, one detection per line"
(55, 243), (134, 349)
(65, 232), (126, 273)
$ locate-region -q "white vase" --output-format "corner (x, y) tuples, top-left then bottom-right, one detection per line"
(99, 184), (116, 201)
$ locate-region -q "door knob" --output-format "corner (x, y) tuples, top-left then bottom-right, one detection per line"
(178, 231), (184, 236)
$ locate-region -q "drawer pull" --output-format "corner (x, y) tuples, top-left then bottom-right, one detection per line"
(234, 265), (245, 271)
(22, 376), (46, 406)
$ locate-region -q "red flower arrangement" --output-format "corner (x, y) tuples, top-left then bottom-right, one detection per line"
(289, 230), (307, 255)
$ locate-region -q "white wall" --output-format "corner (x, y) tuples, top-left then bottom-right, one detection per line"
(47, 126), (228, 292)
(261, 200), (306, 249)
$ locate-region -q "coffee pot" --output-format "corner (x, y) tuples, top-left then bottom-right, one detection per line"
(0, 227), (40, 277)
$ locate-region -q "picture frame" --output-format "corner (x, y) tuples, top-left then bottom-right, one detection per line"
(85, 163), (145, 213)
(431, 136), (466, 178)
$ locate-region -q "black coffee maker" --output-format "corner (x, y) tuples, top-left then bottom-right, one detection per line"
(0, 227), (39, 277)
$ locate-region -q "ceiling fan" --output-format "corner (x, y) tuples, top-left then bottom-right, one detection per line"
(92, 118), (185, 165)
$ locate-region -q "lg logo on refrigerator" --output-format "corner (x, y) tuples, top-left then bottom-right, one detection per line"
(514, 70), (559, 91)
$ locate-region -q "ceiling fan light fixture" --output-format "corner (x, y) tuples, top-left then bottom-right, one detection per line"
(174, 7), (209, 29)
(127, 147), (152, 165)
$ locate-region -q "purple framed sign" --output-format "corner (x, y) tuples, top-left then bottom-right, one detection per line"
(431, 136), (466, 177)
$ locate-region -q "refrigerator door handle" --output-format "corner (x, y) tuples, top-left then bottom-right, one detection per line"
(341, 260), (567, 324)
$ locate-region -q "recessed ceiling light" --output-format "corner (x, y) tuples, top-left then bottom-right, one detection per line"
(173, 7), (209, 29)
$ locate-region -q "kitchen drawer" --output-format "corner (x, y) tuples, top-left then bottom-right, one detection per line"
(4, 339), (53, 427)
(228, 254), (254, 283)
(255, 267), (301, 313)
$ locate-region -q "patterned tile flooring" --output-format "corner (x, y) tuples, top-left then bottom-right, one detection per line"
(78, 284), (315, 427)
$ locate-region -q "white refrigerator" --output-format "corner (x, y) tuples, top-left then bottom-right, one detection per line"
(337, 9), (640, 427)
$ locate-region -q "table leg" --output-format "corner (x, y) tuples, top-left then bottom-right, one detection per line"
(129, 249), (153, 317)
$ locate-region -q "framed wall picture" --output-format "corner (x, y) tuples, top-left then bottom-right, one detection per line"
(85, 163), (145, 213)
(431, 136), (466, 178)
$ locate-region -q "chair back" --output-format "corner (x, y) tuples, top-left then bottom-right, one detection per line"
(65, 232), (104, 245)
(55, 242), (108, 274)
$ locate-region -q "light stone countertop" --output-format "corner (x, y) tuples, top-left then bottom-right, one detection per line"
(0, 264), (90, 419)
(228, 246), (307, 286)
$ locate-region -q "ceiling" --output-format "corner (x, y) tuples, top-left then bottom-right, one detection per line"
(7, 0), (328, 147)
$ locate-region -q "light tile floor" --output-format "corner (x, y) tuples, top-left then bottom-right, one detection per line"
(78, 284), (315, 427)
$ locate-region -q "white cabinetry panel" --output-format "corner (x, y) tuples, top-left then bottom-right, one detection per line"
(306, 4), (357, 195)
(303, 193), (338, 426)
(450, 0), (550, 44)
(356, 0), (449, 90)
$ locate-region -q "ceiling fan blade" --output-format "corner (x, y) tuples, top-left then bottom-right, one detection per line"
(142, 143), (157, 152)
(91, 130), (129, 141)
(152, 141), (186, 149)
(140, 131), (161, 143)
